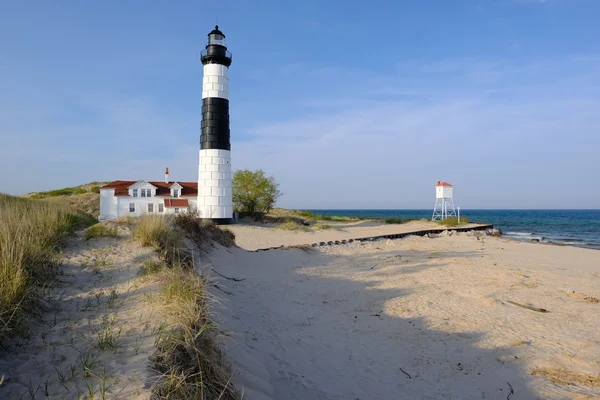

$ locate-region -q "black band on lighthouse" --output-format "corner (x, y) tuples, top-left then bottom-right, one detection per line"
(200, 97), (230, 150)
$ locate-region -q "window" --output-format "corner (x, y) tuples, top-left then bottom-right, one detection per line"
(141, 189), (146, 198)
(148, 203), (153, 213)
(129, 203), (135, 213)
(173, 189), (179, 198)
(158, 204), (164, 213)
(146, 189), (152, 197)
(132, 189), (138, 197)
(174, 208), (179, 214)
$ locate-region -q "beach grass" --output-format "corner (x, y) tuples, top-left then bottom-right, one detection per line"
(0, 194), (95, 340)
(437, 216), (469, 227)
(24, 182), (108, 218)
(384, 218), (414, 224)
(313, 223), (340, 231)
(26, 182), (108, 199)
(132, 214), (240, 399)
(85, 223), (119, 240)
(277, 221), (311, 232)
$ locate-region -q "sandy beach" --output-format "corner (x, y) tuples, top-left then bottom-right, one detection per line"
(0, 229), (169, 399)
(206, 222), (600, 399)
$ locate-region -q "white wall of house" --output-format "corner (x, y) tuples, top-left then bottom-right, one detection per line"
(99, 188), (118, 220)
(99, 181), (197, 221)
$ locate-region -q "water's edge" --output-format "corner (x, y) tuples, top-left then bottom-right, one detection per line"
(307, 209), (600, 250)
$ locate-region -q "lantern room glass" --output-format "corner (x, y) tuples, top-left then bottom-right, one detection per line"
(208, 33), (225, 46)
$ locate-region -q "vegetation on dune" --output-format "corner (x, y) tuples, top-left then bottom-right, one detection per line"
(313, 223), (340, 231)
(384, 218), (415, 224)
(0, 194), (95, 340)
(233, 169), (281, 217)
(437, 216), (469, 227)
(24, 182), (108, 218)
(131, 214), (239, 399)
(85, 223), (118, 240)
(277, 221), (311, 232)
(26, 182), (108, 199)
(319, 215), (358, 222)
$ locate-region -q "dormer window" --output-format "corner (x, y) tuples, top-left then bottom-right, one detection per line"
(132, 189), (138, 197)
(173, 190), (179, 198)
(141, 189), (146, 198)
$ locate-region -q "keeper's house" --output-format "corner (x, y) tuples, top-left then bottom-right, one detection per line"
(99, 168), (197, 221)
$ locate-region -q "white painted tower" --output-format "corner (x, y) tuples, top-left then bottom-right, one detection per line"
(198, 25), (233, 223)
(432, 180), (457, 220)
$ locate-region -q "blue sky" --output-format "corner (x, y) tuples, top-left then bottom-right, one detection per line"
(1, 0), (599, 209)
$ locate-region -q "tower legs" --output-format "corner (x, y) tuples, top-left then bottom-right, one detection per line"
(432, 198), (457, 221)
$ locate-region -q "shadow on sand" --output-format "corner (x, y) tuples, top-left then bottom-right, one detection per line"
(206, 245), (543, 400)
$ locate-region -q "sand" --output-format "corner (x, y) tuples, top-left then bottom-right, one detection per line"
(0, 229), (167, 399)
(227, 220), (484, 251)
(207, 224), (600, 400)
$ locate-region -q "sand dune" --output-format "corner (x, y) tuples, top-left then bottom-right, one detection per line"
(207, 227), (600, 399)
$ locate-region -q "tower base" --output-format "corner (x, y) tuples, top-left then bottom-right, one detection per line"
(432, 198), (457, 221)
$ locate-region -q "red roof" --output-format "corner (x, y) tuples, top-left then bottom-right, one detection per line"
(164, 199), (189, 207)
(436, 181), (453, 187)
(101, 181), (198, 197)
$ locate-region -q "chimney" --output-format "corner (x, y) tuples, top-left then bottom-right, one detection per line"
(437, 180), (441, 185)
(165, 167), (169, 183)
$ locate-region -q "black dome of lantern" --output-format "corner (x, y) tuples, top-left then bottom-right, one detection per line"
(208, 25), (226, 38)
(201, 25), (232, 67)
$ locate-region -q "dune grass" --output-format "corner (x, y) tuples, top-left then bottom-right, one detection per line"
(85, 223), (118, 240)
(26, 182), (108, 199)
(25, 182), (109, 218)
(384, 218), (414, 224)
(313, 223), (340, 231)
(277, 221), (311, 232)
(437, 216), (469, 227)
(132, 214), (239, 399)
(0, 194), (95, 340)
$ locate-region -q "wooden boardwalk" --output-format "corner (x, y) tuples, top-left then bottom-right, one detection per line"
(253, 223), (495, 252)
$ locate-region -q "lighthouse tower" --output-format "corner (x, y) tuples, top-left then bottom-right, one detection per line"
(432, 180), (457, 220)
(198, 25), (233, 223)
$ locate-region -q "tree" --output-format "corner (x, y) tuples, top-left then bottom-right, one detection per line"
(232, 169), (282, 216)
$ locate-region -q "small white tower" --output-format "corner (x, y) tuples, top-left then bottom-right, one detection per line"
(432, 180), (457, 220)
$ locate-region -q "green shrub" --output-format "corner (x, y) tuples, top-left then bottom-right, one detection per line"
(85, 223), (118, 240)
(233, 169), (282, 216)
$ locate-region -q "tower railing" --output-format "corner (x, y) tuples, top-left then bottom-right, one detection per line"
(200, 49), (232, 60)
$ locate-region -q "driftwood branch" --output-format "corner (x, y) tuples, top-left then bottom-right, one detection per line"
(399, 367), (412, 379)
(211, 268), (246, 282)
(506, 381), (514, 400)
(507, 300), (548, 313)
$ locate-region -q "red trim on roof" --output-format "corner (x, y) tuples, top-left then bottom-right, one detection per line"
(101, 180), (198, 196)
(436, 181), (453, 187)
(164, 199), (189, 207)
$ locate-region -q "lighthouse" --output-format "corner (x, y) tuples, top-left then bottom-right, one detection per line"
(198, 25), (233, 223)
(432, 180), (457, 220)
